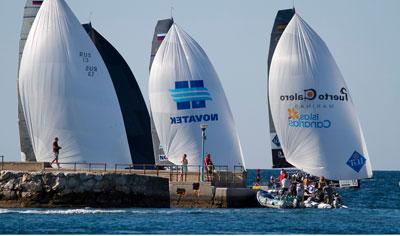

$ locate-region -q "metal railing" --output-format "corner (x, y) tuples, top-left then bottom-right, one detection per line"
(114, 164), (160, 176)
(44, 162), (107, 172)
(216, 165), (229, 186)
(233, 165), (245, 186)
(0, 156), (247, 187)
(19, 159), (246, 186)
(168, 165), (202, 182)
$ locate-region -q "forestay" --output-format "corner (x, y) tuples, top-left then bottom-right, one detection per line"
(19, 0), (131, 165)
(149, 24), (245, 169)
(268, 14), (372, 180)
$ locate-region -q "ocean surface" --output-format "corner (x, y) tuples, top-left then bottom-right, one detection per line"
(0, 170), (399, 234)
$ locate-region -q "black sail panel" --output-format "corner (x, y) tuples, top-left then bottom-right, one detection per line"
(150, 18), (174, 69)
(149, 18), (174, 164)
(83, 23), (155, 165)
(267, 9), (295, 168)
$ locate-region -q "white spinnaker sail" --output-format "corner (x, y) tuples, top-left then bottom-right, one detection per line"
(268, 14), (372, 180)
(149, 24), (245, 169)
(19, 0), (131, 165)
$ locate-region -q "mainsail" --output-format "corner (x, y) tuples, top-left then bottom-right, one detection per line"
(149, 18), (174, 164)
(268, 14), (373, 180)
(19, 0), (131, 165)
(149, 24), (245, 168)
(17, 0), (43, 161)
(83, 23), (155, 165)
(267, 9), (295, 169)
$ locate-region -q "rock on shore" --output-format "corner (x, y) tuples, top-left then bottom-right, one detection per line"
(0, 171), (170, 208)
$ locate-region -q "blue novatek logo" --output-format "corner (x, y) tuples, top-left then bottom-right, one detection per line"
(169, 80), (212, 110)
(346, 151), (366, 173)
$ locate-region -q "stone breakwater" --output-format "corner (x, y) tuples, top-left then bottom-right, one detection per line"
(0, 171), (170, 208)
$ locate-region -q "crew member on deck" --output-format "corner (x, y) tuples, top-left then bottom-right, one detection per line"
(255, 169), (262, 185)
(278, 169), (287, 187)
(281, 175), (290, 195)
(269, 174), (276, 189)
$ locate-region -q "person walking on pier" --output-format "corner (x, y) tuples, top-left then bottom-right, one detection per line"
(180, 154), (188, 182)
(51, 137), (62, 169)
(204, 154), (214, 181)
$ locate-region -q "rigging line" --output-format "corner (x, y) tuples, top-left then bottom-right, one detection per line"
(170, 6), (175, 19)
(89, 11), (93, 24)
(170, 0), (174, 19)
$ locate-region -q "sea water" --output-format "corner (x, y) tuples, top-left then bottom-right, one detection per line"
(0, 171), (399, 234)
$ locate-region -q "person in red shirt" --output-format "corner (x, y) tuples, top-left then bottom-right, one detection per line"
(278, 169), (287, 187)
(51, 137), (62, 169)
(204, 154), (214, 181)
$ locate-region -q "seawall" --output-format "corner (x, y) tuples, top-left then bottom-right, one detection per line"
(0, 171), (170, 208)
(0, 163), (259, 208)
(169, 182), (258, 208)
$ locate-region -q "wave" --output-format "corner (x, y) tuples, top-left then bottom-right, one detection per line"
(0, 208), (229, 216)
(0, 209), (12, 214)
(0, 208), (126, 215)
(129, 208), (232, 215)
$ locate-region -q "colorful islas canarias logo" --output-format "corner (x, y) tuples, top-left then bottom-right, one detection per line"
(287, 108), (331, 129)
(288, 108), (299, 120)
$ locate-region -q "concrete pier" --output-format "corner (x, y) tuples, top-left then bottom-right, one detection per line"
(169, 182), (258, 208)
(0, 162), (259, 208)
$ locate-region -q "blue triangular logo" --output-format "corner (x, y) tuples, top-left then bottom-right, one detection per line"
(272, 135), (281, 147)
(346, 151), (366, 173)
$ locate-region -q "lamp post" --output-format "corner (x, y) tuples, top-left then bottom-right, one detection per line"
(200, 124), (208, 182)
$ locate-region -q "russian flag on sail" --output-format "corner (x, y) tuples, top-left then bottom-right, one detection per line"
(32, 0), (43, 5)
(157, 33), (167, 41)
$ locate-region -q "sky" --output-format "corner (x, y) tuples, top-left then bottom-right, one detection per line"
(0, 0), (399, 170)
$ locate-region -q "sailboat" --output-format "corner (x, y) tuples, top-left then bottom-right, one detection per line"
(268, 13), (373, 180)
(149, 23), (245, 169)
(149, 18), (174, 165)
(18, 0), (155, 166)
(19, 0), (131, 165)
(266, 9), (296, 169)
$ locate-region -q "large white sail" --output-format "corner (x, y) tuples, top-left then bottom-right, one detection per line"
(268, 14), (372, 180)
(19, 0), (131, 165)
(18, 0), (44, 162)
(149, 24), (245, 169)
